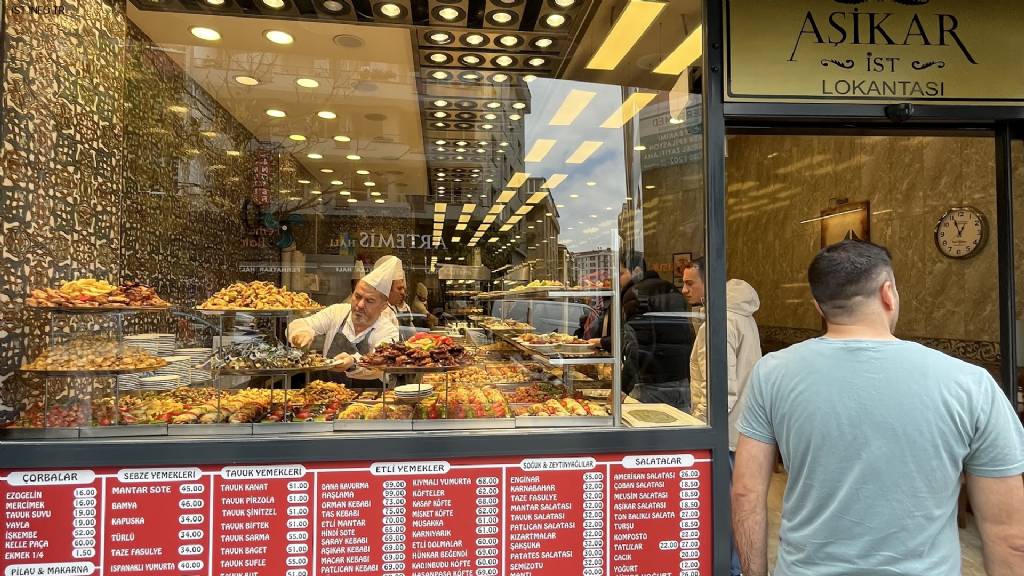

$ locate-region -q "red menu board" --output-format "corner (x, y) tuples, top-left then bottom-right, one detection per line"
(1, 451), (712, 576)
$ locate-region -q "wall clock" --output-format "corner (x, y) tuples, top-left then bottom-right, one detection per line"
(934, 206), (987, 259)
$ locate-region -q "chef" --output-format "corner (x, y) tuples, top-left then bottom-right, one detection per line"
(411, 282), (437, 328)
(287, 257), (400, 372)
(373, 255), (415, 336)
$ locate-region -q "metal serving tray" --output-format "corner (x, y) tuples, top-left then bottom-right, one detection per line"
(514, 416), (613, 428)
(80, 424), (168, 438)
(333, 420), (413, 432)
(0, 427), (79, 439)
(166, 423), (254, 436)
(252, 421), (334, 434)
(412, 418), (515, 431)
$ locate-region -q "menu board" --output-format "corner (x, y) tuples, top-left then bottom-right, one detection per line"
(1, 451), (712, 576)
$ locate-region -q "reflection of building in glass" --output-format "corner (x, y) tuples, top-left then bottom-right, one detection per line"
(573, 248), (613, 284)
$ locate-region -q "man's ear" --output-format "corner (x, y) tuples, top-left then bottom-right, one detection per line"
(880, 280), (897, 312)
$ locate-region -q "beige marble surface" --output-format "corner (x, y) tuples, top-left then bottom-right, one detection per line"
(725, 135), (1000, 344)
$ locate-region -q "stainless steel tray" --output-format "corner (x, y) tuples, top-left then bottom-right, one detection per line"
(373, 364), (473, 375)
(252, 421), (334, 434)
(196, 308), (322, 317)
(0, 427), (79, 439)
(514, 416), (613, 428)
(412, 418), (515, 430)
(212, 359), (342, 375)
(28, 305), (173, 315)
(19, 362), (168, 377)
(80, 424), (168, 438)
(333, 420), (413, 431)
(166, 423), (253, 436)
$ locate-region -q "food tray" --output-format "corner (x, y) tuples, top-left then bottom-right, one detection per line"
(212, 359), (343, 376)
(18, 361), (168, 377)
(196, 307), (322, 316)
(80, 424), (168, 438)
(373, 363), (473, 375)
(166, 423), (254, 436)
(514, 416), (613, 428)
(0, 427), (80, 439)
(27, 305), (172, 315)
(413, 418), (515, 430)
(333, 419), (413, 431)
(253, 421), (334, 434)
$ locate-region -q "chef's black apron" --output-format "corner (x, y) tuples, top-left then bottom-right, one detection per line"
(319, 310), (381, 388)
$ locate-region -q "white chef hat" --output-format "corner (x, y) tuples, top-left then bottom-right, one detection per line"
(352, 260), (365, 279)
(363, 255), (404, 296)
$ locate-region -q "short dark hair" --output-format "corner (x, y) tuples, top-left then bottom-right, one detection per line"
(620, 250), (646, 273)
(684, 257), (705, 282)
(808, 240), (893, 321)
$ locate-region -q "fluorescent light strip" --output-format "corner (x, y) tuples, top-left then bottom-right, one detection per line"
(507, 215), (523, 224)
(488, 237), (499, 243)
(524, 139), (557, 163)
(459, 214), (471, 223)
(549, 90), (597, 126)
(489, 204), (506, 215)
(483, 214), (497, 223)
(433, 214), (445, 222)
(451, 237), (461, 243)
(506, 172), (530, 189)
(586, 0), (666, 71)
(600, 92), (658, 128)
(653, 24), (703, 75)
(515, 205), (533, 216)
(500, 224), (514, 232)
(455, 223), (467, 231)
(526, 192), (548, 205)
(541, 174), (567, 190)
(462, 203), (477, 213)
(496, 190), (517, 204)
(477, 222), (491, 232)
(434, 202), (447, 213)
(566, 141), (603, 164)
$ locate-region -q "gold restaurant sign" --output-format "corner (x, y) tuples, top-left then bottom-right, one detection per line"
(724, 0), (1024, 105)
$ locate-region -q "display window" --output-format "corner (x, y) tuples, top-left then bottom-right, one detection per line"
(0, 0), (710, 436)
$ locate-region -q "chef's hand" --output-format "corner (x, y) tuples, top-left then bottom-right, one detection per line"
(289, 330), (314, 348)
(331, 353), (355, 372)
(588, 338), (602, 347)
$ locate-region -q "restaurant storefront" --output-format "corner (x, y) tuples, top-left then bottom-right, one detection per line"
(1, 0), (1021, 574)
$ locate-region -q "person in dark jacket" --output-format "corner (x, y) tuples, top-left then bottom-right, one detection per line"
(590, 250), (694, 409)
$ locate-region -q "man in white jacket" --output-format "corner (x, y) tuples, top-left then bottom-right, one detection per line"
(682, 257), (762, 576)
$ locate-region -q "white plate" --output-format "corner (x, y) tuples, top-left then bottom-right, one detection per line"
(395, 383), (434, 394)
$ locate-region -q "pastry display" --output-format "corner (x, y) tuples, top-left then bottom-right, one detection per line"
(415, 384), (509, 420)
(27, 279), (170, 309)
(511, 280), (563, 292)
(336, 403), (411, 421)
(21, 339), (168, 373)
(479, 319), (534, 331)
(514, 398), (609, 417)
(504, 382), (569, 404)
(518, 332), (588, 345)
(302, 380), (357, 405)
(210, 340), (334, 371)
(198, 281), (321, 310)
(422, 364), (531, 387)
(360, 333), (469, 368)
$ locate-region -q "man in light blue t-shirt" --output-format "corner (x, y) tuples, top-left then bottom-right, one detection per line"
(733, 240), (1024, 576)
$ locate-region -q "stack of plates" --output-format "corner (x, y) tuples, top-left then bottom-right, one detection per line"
(394, 383), (434, 403)
(124, 333), (175, 356)
(139, 374), (181, 391)
(157, 355), (192, 385)
(116, 374), (140, 392)
(177, 347), (213, 383)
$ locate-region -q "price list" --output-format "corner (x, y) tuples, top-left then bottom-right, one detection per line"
(104, 467), (207, 576)
(212, 465), (312, 576)
(1, 450), (712, 576)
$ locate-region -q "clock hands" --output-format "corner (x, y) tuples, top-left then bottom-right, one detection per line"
(952, 218), (966, 237)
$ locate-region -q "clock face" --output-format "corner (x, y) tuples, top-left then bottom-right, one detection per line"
(935, 208), (986, 259)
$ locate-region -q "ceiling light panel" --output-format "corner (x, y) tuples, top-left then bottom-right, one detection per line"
(428, 0), (469, 26)
(653, 24), (704, 75)
(506, 172), (530, 188)
(372, 0), (412, 22)
(483, 0), (525, 28)
(313, 0), (355, 19)
(524, 139), (557, 163)
(541, 173), (567, 189)
(549, 89), (596, 126)
(526, 192), (548, 204)
(496, 190), (517, 204)
(566, 140), (603, 164)
(586, 0), (665, 70)
(255, 0), (299, 15)
(515, 205), (533, 216)
(601, 92), (658, 128)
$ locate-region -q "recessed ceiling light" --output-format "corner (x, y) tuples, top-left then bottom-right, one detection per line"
(498, 35), (521, 47)
(298, 179), (311, 184)
(436, 147), (445, 152)
(234, 75), (259, 86)
(587, 181), (596, 186)
(307, 153), (323, 159)
(434, 122), (446, 128)
(357, 169), (370, 175)
(262, 0), (285, 8)
(379, 2), (402, 17)
(436, 6), (461, 20)
(460, 72), (481, 81)
(544, 13), (567, 27)
(527, 57), (546, 67)
(429, 31), (453, 44)
(190, 27), (221, 41)
(483, 113), (497, 121)
(340, 190), (351, 196)
(317, 111), (337, 120)
(669, 117), (685, 124)
(330, 180), (343, 185)
(288, 134), (306, 141)
(476, 148), (486, 153)
(296, 78), (319, 88)
(205, 0), (225, 5)
(311, 190), (322, 195)
(374, 199), (385, 204)
(430, 70), (450, 80)
(226, 150), (241, 156)
(499, 141), (510, 147)
(490, 73), (509, 83)
(433, 111), (448, 118)
(433, 100), (449, 107)
(524, 74), (538, 82)
(334, 135), (351, 142)
(370, 190), (381, 196)
(347, 198), (358, 203)
(486, 102), (502, 109)
(265, 109), (286, 118)
(434, 139), (447, 145)
(428, 53), (451, 64)
(481, 124), (493, 130)
(645, 185), (656, 189)
(265, 30), (294, 45)
(461, 54), (483, 66)
(320, 168), (334, 173)
(322, 0), (346, 12)
(512, 102), (527, 109)
(509, 114), (522, 121)
(485, 178), (494, 183)
(570, 193), (580, 198)
(346, 154), (362, 160)
(534, 37), (554, 49)
(489, 10), (515, 24)
(494, 55), (514, 67)
(456, 155), (465, 159)
(463, 33), (486, 46)
(634, 145), (647, 151)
